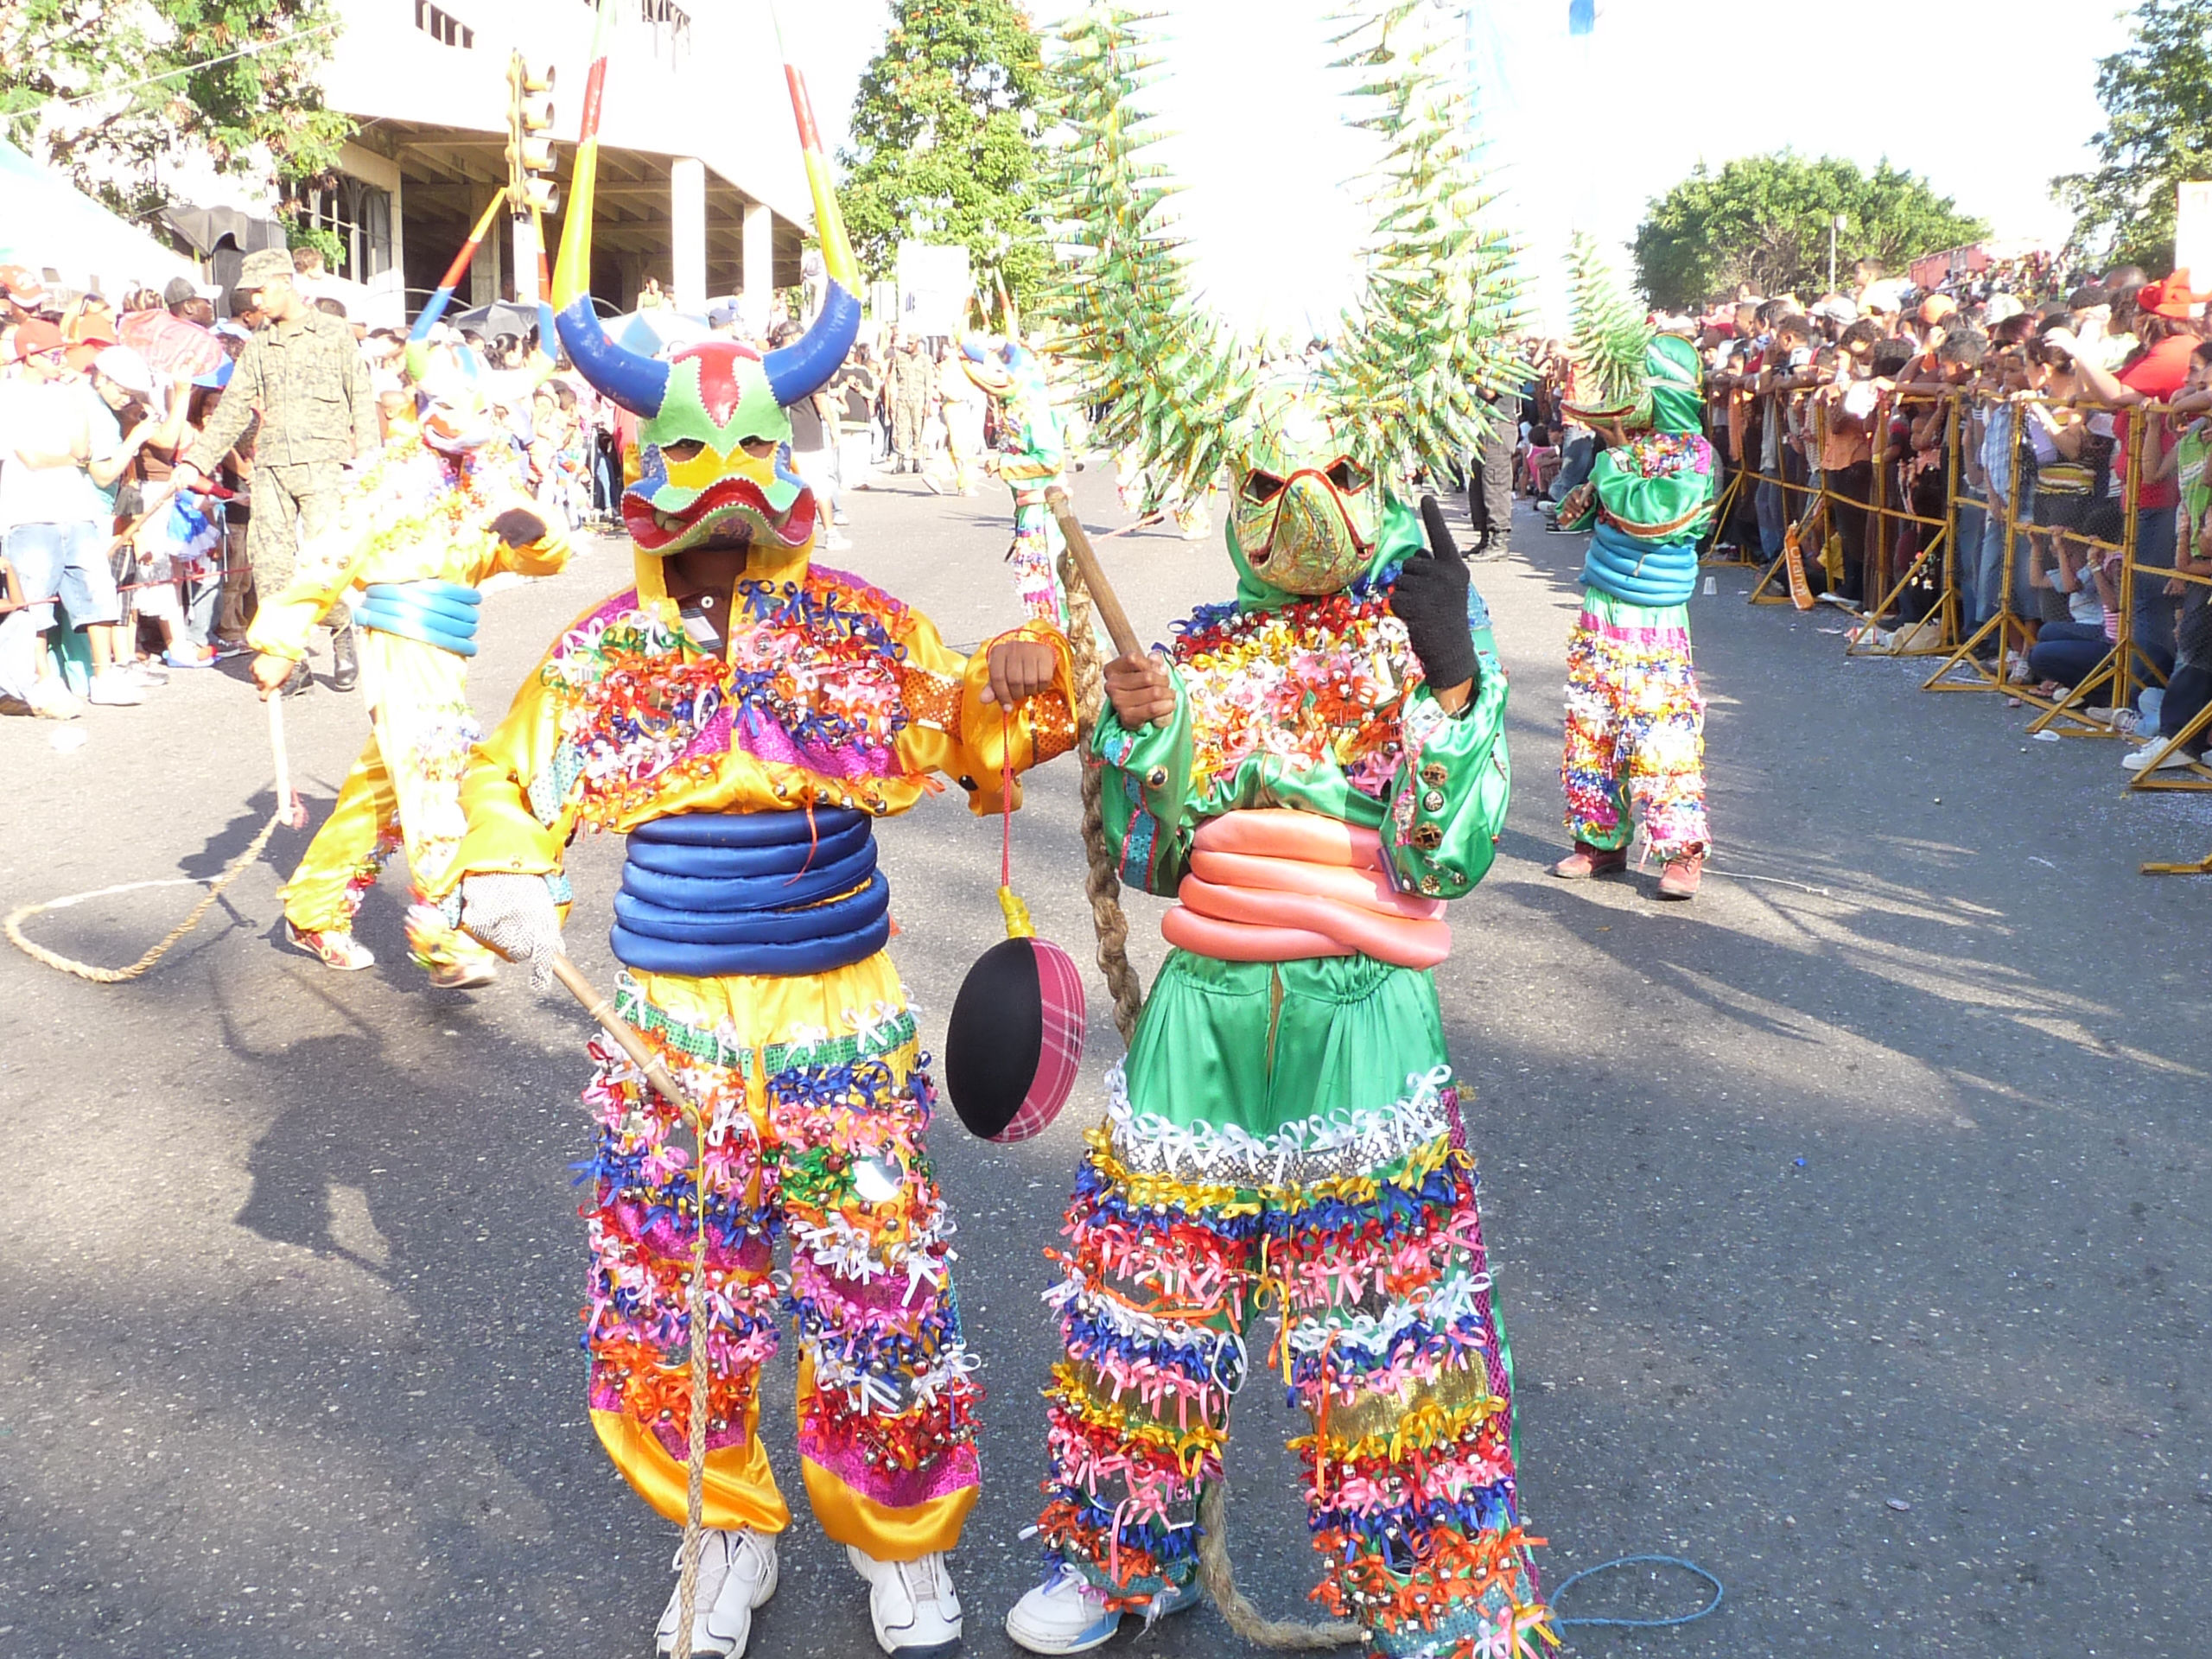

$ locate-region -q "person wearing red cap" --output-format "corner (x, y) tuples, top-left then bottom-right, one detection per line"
(2047, 270), (2209, 670)
(0, 266), (49, 324)
(0, 320), (148, 712)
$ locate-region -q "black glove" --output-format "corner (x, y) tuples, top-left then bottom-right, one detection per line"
(491, 507), (548, 547)
(1390, 493), (1479, 697)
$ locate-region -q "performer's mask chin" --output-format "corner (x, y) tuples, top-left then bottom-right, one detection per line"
(1232, 463), (1376, 595)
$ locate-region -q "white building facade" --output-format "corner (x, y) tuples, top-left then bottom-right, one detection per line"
(309, 0), (811, 322)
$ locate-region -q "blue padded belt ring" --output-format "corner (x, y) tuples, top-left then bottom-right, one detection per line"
(623, 813), (872, 879)
(619, 840), (876, 912)
(630, 806), (870, 849)
(614, 870), (890, 945)
(610, 811), (890, 979)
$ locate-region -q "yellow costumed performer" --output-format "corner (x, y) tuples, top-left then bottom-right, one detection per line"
(435, 20), (1076, 1658)
(248, 292), (571, 983)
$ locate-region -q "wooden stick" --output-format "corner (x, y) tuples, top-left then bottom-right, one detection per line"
(547, 952), (711, 1122)
(1046, 486), (1142, 658)
(267, 692), (307, 829)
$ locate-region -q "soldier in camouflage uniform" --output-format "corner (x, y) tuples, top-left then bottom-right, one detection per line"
(177, 246), (378, 696)
(885, 334), (936, 474)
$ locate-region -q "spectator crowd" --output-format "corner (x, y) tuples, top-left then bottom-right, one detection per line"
(2, 245), (1031, 723)
(1502, 257), (2212, 777)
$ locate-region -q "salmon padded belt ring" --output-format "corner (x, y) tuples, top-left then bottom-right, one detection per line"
(1162, 808), (1453, 969)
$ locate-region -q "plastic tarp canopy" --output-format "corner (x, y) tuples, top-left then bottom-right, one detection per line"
(0, 137), (197, 296)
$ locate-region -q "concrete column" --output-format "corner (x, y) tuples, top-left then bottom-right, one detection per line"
(469, 185), (501, 308)
(741, 200), (772, 331)
(386, 171), (405, 296)
(671, 157), (707, 316)
(511, 213), (539, 304)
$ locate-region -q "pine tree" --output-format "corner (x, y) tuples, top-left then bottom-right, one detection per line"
(836, 0), (1052, 315)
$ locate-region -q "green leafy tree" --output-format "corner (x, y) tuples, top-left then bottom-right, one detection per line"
(2054, 0), (2212, 274)
(0, 0), (352, 222)
(837, 0), (1051, 317)
(1632, 153), (1986, 309)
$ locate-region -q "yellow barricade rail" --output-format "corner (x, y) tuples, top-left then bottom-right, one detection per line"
(1696, 380), (2212, 875)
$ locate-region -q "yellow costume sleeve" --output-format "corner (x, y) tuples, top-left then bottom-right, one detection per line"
(245, 518), (373, 661)
(890, 613), (1077, 816)
(484, 518), (574, 584)
(438, 614), (586, 897)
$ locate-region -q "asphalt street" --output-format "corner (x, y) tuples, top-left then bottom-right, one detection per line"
(3, 467), (2209, 1659)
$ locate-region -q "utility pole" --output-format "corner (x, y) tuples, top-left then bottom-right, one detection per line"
(505, 51), (558, 302)
(1828, 212), (1846, 295)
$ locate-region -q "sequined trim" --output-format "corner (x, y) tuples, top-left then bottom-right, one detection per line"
(1103, 1062), (1457, 1189)
(611, 972), (918, 1074)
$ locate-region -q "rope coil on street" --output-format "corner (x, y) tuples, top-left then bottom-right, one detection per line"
(7, 698), (304, 983)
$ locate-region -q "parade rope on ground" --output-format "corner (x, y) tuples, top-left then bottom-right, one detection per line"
(4, 691), (307, 981)
(1702, 380), (2212, 877)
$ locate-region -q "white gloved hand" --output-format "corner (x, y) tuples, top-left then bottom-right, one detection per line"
(460, 873), (565, 989)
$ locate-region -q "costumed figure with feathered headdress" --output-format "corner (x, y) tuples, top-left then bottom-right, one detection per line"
(429, 24), (1077, 1659)
(958, 334), (1071, 624)
(1001, 10), (1551, 1656)
(1549, 237), (1717, 900)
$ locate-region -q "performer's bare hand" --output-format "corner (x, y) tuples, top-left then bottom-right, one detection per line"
(982, 639), (1058, 706)
(251, 652), (293, 699)
(1104, 651), (1175, 728)
(491, 507), (548, 546)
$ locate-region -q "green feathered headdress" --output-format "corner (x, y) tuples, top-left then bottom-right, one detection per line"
(1038, 1), (1522, 520)
(1560, 232), (1653, 429)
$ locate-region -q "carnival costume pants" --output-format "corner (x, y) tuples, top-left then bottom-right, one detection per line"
(1039, 950), (1547, 1659)
(583, 951), (979, 1561)
(1008, 489), (1066, 626)
(282, 629), (489, 965)
(1560, 588), (1709, 860)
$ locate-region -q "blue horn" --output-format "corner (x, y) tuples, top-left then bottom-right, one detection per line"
(763, 281), (861, 408)
(555, 297), (671, 418)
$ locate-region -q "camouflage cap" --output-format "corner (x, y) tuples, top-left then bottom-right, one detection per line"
(238, 247), (296, 289)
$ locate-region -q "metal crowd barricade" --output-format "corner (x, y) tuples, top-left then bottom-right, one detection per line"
(1923, 389), (2031, 701)
(1842, 389), (1962, 657)
(1700, 389), (1758, 567)
(2019, 402), (2150, 740)
(1722, 372), (2212, 876)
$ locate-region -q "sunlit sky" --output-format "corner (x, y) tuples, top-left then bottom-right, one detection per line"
(768, 0), (2133, 332)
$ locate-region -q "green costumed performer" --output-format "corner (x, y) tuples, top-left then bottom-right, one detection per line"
(1549, 237), (1718, 900)
(958, 335), (1070, 625)
(1004, 10), (1551, 1656)
(440, 15), (1077, 1656)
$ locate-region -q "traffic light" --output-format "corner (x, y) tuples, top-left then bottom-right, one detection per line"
(505, 52), (558, 216)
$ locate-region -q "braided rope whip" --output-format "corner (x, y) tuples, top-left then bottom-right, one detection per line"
(1057, 544), (1360, 1649)
(4, 814), (285, 982)
(8, 698), (305, 984)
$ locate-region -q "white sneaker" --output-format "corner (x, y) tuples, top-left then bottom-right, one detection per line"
(86, 671), (144, 706)
(1004, 1564), (1201, 1656)
(2122, 735), (2196, 772)
(848, 1545), (962, 1658)
(25, 683), (85, 720)
(657, 1528), (779, 1657)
